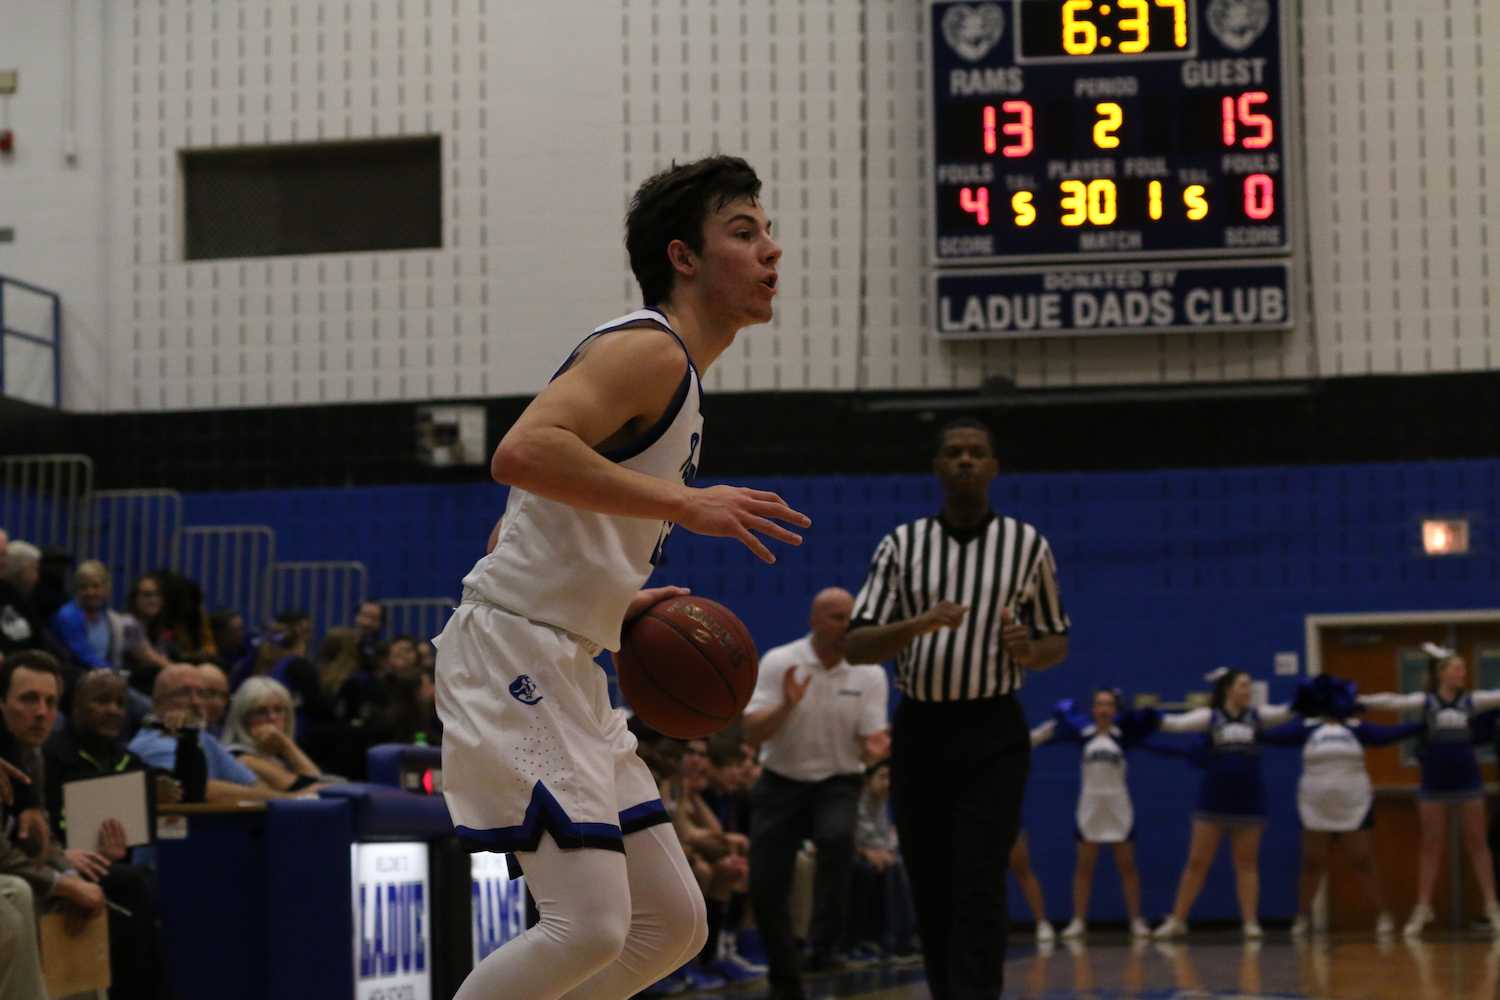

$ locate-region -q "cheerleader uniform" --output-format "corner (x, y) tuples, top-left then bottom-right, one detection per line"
(1357, 690), (1500, 800)
(1259, 718), (1421, 831)
(1159, 705), (1292, 825)
(1033, 712), (1160, 843)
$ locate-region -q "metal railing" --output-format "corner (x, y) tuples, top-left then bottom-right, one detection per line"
(174, 525), (277, 628)
(0, 274), (62, 408)
(380, 597), (457, 642)
(87, 489), (183, 599)
(0, 454), (92, 554)
(269, 560), (368, 640)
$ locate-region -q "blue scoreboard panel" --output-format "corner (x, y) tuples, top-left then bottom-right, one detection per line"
(930, 0), (1294, 265)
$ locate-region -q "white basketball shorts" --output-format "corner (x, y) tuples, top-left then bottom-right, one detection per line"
(435, 595), (667, 853)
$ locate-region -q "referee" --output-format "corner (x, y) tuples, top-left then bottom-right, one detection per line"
(845, 417), (1070, 1000)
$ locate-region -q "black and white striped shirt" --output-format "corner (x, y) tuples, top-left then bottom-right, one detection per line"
(849, 513), (1069, 702)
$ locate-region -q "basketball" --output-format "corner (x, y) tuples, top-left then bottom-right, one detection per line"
(616, 595), (759, 739)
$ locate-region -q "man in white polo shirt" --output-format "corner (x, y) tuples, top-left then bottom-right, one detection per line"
(742, 587), (890, 1000)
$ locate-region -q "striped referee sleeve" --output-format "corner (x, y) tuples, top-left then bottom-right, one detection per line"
(850, 533), (902, 627)
(1024, 540), (1070, 636)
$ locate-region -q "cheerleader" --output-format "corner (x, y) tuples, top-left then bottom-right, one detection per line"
(1260, 675), (1420, 937)
(1031, 689), (1161, 939)
(1153, 669), (1292, 939)
(1357, 644), (1500, 936)
(1008, 830), (1056, 944)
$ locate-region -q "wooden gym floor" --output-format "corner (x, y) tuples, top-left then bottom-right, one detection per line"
(682, 931), (1500, 999)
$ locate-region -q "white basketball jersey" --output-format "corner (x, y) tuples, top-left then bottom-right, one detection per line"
(462, 308), (704, 652)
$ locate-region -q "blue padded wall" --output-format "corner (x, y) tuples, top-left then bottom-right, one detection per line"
(184, 458), (1500, 923)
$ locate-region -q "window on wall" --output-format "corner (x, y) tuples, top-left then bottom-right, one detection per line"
(181, 137), (442, 260)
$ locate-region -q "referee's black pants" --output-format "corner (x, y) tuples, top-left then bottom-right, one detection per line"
(748, 768), (863, 999)
(891, 694), (1029, 1000)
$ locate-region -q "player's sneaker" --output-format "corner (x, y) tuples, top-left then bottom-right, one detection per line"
(1035, 919), (1056, 945)
(1243, 921), (1264, 940)
(681, 965), (726, 991)
(1061, 918), (1086, 939)
(1152, 916), (1188, 939)
(1375, 912), (1395, 936)
(1130, 917), (1151, 938)
(1404, 904), (1434, 938)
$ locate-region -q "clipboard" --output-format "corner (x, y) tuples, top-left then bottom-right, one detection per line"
(62, 769), (155, 850)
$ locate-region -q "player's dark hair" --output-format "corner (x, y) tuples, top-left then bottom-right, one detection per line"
(626, 155), (763, 307)
(934, 416), (996, 456)
(1210, 669), (1250, 713)
(1093, 687), (1122, 711)
(0, 649), (64, 701)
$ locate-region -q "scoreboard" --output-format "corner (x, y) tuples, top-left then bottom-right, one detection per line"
(928, 0), (1297, 338)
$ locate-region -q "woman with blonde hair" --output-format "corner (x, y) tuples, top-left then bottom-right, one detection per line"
(222, 677), (333, 792)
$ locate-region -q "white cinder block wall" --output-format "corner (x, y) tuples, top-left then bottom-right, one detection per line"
(0, 0), (1493, 412)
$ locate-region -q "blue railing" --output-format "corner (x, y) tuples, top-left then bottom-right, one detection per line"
(0, 273), (63, 408)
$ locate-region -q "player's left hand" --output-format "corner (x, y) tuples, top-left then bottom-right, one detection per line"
(623, 586), (691, 624)
(1001, 608), (1033, 665)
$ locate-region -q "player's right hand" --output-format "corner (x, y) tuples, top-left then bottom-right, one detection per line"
(918, 600), (968, 633)
(679, 486), (811, 564)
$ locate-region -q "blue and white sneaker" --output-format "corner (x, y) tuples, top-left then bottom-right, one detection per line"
(720, 946), (768, 976)
(736, 928), (769, 966)
(681, 965), (727, 991)
(639, 969), (689, 995)
(710, 956), (764, 984)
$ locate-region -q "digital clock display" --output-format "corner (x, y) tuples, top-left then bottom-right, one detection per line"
(930, 0), (1293, 264)
(1019, 0), (1195, 61)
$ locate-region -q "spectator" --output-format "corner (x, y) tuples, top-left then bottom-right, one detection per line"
(30, 546), (72, 626)
(49, 560), (165, 729)
(127, 664), (294, 804)
(209, 609), (251, 668)
(845, 760), (917, 963)
(700, 734), (767, 980)
(43, 670), (182, 834)
(222, 677), (332, 792)
(276, 609), (315, 652)
(195, 663), (231, 738)
(415, 638), (436, 674)
(50, 561), (160, 672)
(0, 870), (48, 1000)
(0, 536), (55, 662)
(315, 628), (363, 703)
(126, 573), (172, 662)
(353, 600), (385, 670)
(742, 587), (890, 999)
(155, 571), (217, 660)
(232, 616), (336, 763)
(0, 651), (166, 999)
(663, 738), (747, 993)
(40, 669), (176, 999)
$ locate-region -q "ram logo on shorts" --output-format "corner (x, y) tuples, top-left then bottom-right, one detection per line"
(508, 674), (543, 706)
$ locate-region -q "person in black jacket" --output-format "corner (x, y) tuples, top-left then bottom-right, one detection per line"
(9, 660), (174, 1000)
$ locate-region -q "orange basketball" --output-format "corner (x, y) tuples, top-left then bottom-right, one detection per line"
(616, 595), (758, 739)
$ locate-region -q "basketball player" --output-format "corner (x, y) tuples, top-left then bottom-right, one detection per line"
(436, 155), (810, 1000)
